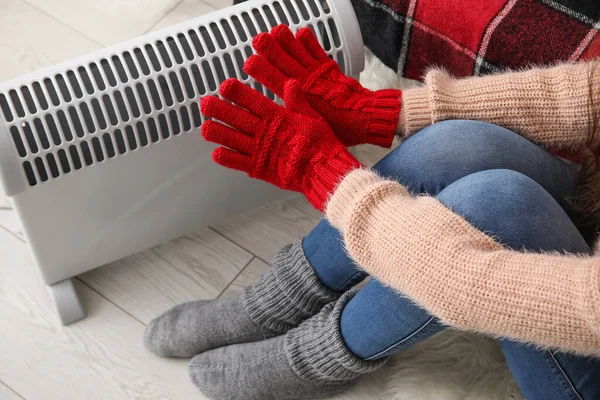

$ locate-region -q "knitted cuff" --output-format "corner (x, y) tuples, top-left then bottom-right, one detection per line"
(242, 239), (340, 337)
(364, 89), (403, 148)
(401, 86), (432, 136)
(325, 168), (409, 233)
(305, 148), (362, 212)
(286, 290), (387, 383)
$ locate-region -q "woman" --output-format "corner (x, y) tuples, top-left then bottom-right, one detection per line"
(144, 26), (600, 399)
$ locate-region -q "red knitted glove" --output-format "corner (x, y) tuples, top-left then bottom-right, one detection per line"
(244, 24), (402, 148)
(201, 78), (361, 211)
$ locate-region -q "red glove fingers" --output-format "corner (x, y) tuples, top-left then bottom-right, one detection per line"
(212, 147), (253, 171)
(251, 33), (309, 79)
(244, 24), (403, 148)
(201, 96), (262, 135)
(269, 25), (321, 69)
(202, 120), (255, 154)
(294, 27), (330, 63)
(244, 55), (288, 98)
(219, 79), (280, 119)
(200, 77), (361, 211)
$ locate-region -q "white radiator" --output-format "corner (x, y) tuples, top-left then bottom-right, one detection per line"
(0, 0), (364, 325)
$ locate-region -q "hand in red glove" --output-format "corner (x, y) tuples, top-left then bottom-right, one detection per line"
(244, 24), (402, 148)
(201, 78), (361, 211)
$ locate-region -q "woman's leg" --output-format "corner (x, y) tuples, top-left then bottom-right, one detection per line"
(304, 120), (580, 292)
(144, 237), (341, 357)
(188, 152), (597, 400)
(145, 120), (579, 360)
(340, 169), (600, 399)
(501, 341), (600, 399)
(186, 122), (590, 399)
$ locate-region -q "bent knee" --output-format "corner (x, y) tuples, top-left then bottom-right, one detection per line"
(437, 169), (589, 253)
(373, 120), (533, 191)
(438, 169), (544, 213)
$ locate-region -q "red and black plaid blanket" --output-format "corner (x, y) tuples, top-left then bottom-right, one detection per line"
(352, 0), (600, 79)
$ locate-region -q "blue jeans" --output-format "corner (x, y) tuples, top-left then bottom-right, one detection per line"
(302, 121), (600, 399)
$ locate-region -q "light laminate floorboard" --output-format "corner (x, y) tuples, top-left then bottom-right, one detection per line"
(0, 228), (206, 400)
(213, 195), (322, 262)
(80, 227), (254, 324)
(219, 257), (269, 299)
(149, 0), (218, 32)
(21, 0), (180, 46)
(0, 0), (101, 81)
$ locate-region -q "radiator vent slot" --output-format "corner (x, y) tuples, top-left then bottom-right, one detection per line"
(0, 94), (13, 122)
(32, 82), (49, 110)
(0, 0), (351, 188)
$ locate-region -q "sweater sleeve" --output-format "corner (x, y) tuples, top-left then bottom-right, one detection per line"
(326, 168), (600, 356)
(401, 61), (600, 148)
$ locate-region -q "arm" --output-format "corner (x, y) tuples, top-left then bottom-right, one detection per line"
(201, 75), (600, 356)
(326, 168), (600, 356)
(401, 61), (600, 148)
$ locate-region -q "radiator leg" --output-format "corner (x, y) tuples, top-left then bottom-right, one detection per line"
(48, 278), (85, 325)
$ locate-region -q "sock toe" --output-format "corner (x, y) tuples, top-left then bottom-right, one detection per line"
(144, 303), (191, 357)
(144, 297), (267, 358)
(187, 294), (384, 400)
(144, 240), (340, 360)
(189, 352), (228, 400)
(193, 339), (300, 400)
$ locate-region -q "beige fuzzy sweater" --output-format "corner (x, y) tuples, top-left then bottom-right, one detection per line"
(325, 61), (600, 356)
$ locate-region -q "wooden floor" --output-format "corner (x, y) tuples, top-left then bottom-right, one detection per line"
(0, 1), (390, 398)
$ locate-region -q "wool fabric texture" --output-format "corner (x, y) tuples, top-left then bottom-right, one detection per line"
(320, 60), (600, 356)
(325, 168), (600, 357)
(245, 25), (402, 148)
(402, 61), (600, 149)
(243, 239), (340, 335)
(188, 290), (386, 400)
(143, 240), (338, 358)
(203, 53), (600, 355)
(201, 78), (361, 211)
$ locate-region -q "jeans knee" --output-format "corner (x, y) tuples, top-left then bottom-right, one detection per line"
(373, 120), (532, 192)
(439, 169), (542, 209)
(437, 169), (590, 253)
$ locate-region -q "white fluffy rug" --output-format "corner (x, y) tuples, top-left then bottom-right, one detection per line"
(329, 51), (524, 400)
(331, 329), (523, 400)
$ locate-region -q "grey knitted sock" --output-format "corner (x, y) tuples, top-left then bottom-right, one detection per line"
(189, 290), (386, 400)
(144, 239), (340, 358)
